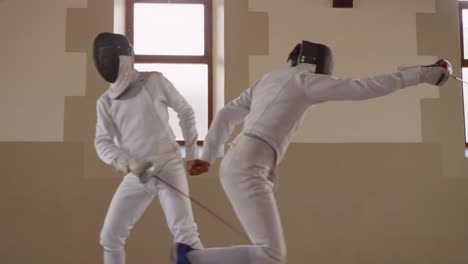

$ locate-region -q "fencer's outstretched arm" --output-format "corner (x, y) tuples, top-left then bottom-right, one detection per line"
(201, 84), (254, 165)
(301, 68), (422, 102)
(95, 98), (127, 166)
(160, 75), (199, 160)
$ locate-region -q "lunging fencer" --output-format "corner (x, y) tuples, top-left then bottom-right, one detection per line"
(172, 40), (452, 264)
(93, 32), (203, 264)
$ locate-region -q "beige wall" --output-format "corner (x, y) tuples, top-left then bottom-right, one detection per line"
(0, 0), (86, 141)
(0, 0), (467, 263)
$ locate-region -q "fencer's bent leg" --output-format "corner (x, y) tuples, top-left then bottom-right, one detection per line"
(156, 154), (203, 249)
(221, 136), (286, 263)
(100, 173), (155, 264)
(188, 135), (286, 264)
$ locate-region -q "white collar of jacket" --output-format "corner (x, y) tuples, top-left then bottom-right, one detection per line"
(296, 63), (317, 73)
(108, 55), (139, 99)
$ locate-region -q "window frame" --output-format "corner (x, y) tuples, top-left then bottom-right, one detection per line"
(125, 0), (213, 145)
(458, 1), (468, 147)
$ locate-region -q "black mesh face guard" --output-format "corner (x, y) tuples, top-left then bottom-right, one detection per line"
(297, 41), (334, 75)
(93, 33), (134, 83)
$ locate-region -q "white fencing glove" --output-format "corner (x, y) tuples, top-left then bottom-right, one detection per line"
(128, 157), (152, 176)
(399, 59), (452, 87)
(114, 154), (130, 174)
(113, 153), (151, 177)
(420, 66), (446, 86)
(420, 60), (451, 86)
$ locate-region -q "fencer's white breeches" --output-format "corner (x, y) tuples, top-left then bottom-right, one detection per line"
(100, 153), (202, 264)
(188, 134), (287, 264)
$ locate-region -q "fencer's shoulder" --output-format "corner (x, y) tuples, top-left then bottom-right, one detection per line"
(141, 71), (163, 80)
(97, 92), (112, 108)
(132, 71), (158, 82)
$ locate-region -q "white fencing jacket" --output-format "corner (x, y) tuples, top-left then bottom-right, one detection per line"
(201, 64), (422, 165)
(95, 71), (198, 167)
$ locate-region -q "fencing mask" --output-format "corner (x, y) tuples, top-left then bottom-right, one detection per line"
(93, 32), (138, 99)
(288, 40), (334, 75)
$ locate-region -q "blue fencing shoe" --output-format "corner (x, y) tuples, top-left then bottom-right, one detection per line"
(170, 243), (193, 264)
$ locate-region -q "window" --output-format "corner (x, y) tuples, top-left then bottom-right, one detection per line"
(458, 0), (468, 147)
(126, 0), (213, 143)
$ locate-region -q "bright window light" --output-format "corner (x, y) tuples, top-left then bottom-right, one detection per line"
(462, 69), (468, 142)
(463, 10), (468, 60)
(134, 63), (208, 140)
(134, 3), (205, 55)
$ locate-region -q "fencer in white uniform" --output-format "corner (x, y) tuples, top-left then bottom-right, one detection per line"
(93, 32), (203, 264)
(172, 41), (451, 264)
